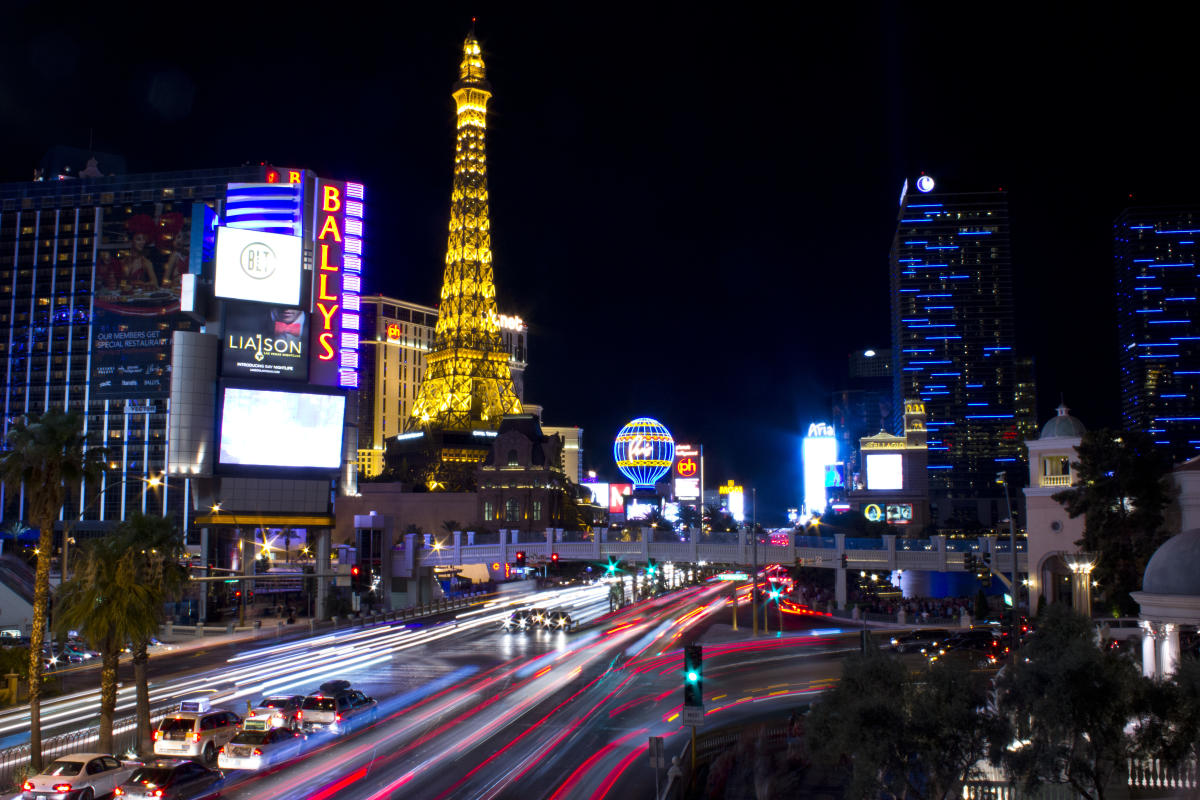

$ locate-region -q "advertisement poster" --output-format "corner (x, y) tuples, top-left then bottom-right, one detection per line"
(221, 302), (309, 381)
(91, 204), (195, 399)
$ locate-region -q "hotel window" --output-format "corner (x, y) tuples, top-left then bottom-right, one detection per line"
(532, 501), (542, 521)
(505, 499), (520, 522)
(483, 501), (494, 520)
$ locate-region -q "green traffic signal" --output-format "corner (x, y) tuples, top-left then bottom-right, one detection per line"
(686, 670), (699, 683)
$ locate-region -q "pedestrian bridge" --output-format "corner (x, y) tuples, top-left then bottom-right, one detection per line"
(389, 530), (1027, 578)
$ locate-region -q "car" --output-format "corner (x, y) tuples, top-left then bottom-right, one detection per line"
(924, 629), (1006, 667)
(541, 609), (573, 631)
(889, 629), (950, 654)
(298, 685), (378, 735)
(152, 699), (241, 763)
(112, 759), (223, 799)
(500, 609), (534, 632)
(21, 752), (134, 800)
(245, 694), (305, 730)
(217, 717), (307, 771)
(527, 608), (550, 629)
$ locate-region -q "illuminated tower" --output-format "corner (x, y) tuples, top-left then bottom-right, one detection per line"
(408, 30), (522, 433)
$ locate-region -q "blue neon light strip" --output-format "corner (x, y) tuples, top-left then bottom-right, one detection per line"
(957, 231), (993, 236)
(1158, 229), (1200, 234)
(966, 414), (1015, 419)
(1130, 225), (1154, 230)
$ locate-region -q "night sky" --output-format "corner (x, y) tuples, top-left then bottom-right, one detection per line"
(4, 4), (1200, 521)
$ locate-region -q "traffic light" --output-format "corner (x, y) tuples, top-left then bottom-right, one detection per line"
(840, 554), (848, 569)
(604, 558), (621, 576)
(515, 551), (526, 568)
(977, 553), (993, 582)
(646, 559), (658, 577)
(551, 553), (560, 564)
(351, 565), (366, 592)
(683, 645), (703, 707)
(964, 553), (976, 572)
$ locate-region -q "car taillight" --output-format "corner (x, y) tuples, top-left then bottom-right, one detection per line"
(252, 748), (263, 756)
(53, 784), (73, 793)
(335, 713), (342, 722)
(189, 731), (200, 743)
(153, 730), (161, 740)
(248, 710), (256, 716)
(21, 781), (34, 791)
(154, 791), (164, 798)
(218, 746), (225, 754)
(114, 788), (125, 796)
(296, 710), (302, 720)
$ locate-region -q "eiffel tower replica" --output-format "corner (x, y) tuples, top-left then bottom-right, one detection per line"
(390, 28), (523, 491)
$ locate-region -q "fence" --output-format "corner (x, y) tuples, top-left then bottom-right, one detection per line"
(1128, 758), (1199, 793)
(0, 702), (181, 792)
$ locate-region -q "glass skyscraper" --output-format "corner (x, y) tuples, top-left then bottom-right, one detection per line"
(1115, 205), (1200, 463)
(889, 177), (1033, 497)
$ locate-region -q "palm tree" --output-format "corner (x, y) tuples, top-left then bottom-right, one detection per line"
(54, 537), (157, 753)
(116, 514), (189, 756)
(0, 411), (104, 769)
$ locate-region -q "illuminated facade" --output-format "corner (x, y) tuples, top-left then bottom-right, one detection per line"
(1115, 205), (1200, 463)
(356, 295), (528, 478)
(407, 31), (522, 436)
(889, 178), (1035, 497)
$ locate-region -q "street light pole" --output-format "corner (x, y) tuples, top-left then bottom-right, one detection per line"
(751, 488), (758, 636)
(999, 471), (1019, 657)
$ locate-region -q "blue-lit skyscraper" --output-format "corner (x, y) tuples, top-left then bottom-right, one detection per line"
(1115, 205), (1200, 463)
(889, 177), (1034, 498)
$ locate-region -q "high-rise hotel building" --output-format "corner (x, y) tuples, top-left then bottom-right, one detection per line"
(889, 176), (1035, 497)
(356, 295), (528, 478)
(1115, 205), (1200, 463)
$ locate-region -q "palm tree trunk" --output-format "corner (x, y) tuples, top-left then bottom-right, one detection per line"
(133, 641), (151, 756)
(98, 649), (119, 753)
(26, 523), (53, 771)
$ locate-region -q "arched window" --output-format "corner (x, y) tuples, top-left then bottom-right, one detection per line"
(507, 449), (519, 467)
(505, 498), (520, 522)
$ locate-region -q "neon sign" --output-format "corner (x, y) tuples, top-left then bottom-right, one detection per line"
(387, 323), (401, 341)
(310, 179), (363, 389)
(676, 457), (698, 477)
(613, 418), (675, 489)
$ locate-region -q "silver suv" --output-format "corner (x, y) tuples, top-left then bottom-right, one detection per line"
(298, 683), (378, 735)
(153, 700), (241, 763)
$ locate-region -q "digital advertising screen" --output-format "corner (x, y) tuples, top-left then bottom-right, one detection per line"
(802, 431), (838, 515)
(218, 386), (345, 471)
(214, 226), (303, 306)
(625, 497), (659, 521)
(886, 503), (913, 524)
(609, 484), (633, 514)
(583, 482), (609, 507)
(866, 453), (904, 491)
(221, 302), (309, 381)
(674, 477), (700, 500)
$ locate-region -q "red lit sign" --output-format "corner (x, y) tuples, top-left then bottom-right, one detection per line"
(309, 179), (363, 388)
(387, 323), (401, 341)
(608, 484), (632, 514)
(676, 457), (697, 477)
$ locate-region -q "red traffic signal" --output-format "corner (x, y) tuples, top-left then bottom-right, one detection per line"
(551, 553), (560, 563)
(351, 565), (361, 577)
(515, 551), (526, 567)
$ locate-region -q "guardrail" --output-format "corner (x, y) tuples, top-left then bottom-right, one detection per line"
(0, 702), (181, 793)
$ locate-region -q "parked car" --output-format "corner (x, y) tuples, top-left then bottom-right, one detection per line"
(217, 717), (307, 771)
(112, 759), (223, 799)
(152, 699), (241, 763)
(298, 683), (378, 735)
(21, 752), (134, 800)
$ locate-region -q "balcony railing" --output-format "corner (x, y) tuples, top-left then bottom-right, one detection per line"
(1041, 474), (1072, 487)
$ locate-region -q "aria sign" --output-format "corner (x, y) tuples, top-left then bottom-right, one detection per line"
(309, 179), (364, 389)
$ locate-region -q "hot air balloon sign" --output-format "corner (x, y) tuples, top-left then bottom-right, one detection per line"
(613, 417), (675, 489)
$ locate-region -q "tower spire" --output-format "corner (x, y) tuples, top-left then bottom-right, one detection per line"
(408, 30), (522, 436)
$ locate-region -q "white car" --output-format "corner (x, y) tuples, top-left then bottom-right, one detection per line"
(21, 752), (134, 800)
(217, 718), (307, 771)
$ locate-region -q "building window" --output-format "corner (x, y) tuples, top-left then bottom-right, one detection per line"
(505, 498), (520, 522)
(507, 449), (519, 467)
(483, 501), (494, 520)
(532, 501), (542, 521)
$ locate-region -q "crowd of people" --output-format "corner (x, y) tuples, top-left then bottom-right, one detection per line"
(791, 578), (971, 622)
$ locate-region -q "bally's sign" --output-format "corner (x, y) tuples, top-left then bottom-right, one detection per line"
(214, 226), (303, 306)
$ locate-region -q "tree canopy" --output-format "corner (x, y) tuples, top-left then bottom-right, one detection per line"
(1052, 428), (1172, 614)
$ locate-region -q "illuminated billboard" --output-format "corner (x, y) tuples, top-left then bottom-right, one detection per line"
(886, 503), (913, 524)
(214, 226), (303, 306)
(309, 179), (364, 390)
(802, 423), (837, 515)
(866, 453), (904, 491)
(726, 487), (745, 522)
(625, 496), (659, 521)
(609, 484), (633, 514)
(674, 477), (700, 500)
(218, 386), (345, 471)
(583, 482), (609, 506)
(613, 418), (675, 489)
(221, 302), (308, 381)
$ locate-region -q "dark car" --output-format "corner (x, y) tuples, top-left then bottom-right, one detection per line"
(925, 628), (1004, 667)
(500, 609), (534, 632)
(889, 629), (950, 654)
(113, 760), (222, 799)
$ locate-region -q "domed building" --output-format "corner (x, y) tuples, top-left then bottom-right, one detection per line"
(1024, 405), (1092, 611)
(1132, 530), (1200, 678)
